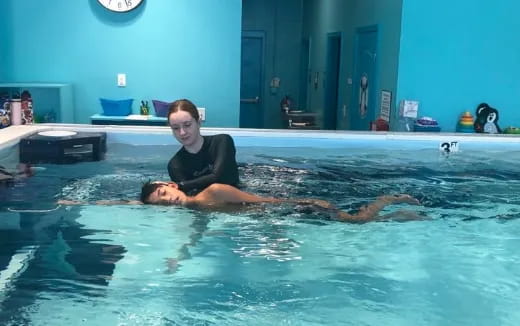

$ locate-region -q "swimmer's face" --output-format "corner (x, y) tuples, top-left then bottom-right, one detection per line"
(168, 110), (201, 148)
(146, 184), (187, 206)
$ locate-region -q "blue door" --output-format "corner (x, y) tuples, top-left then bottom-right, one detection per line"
(240, 31), (264, 128)
(324, 33), (341, 130)
(350, 26), (378, 130)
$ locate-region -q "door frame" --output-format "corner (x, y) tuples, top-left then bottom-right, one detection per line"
(240, 30), (266, 128)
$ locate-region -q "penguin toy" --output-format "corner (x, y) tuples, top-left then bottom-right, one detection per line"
(474, 103), (501, 134)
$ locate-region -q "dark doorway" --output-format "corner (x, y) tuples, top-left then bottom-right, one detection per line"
(323, 32), (341, 130)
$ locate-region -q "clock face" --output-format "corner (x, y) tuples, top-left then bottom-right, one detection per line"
(97, 0), (144, 13)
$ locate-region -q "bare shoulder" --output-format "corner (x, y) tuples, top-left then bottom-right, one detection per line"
(201, 183), (235, 195)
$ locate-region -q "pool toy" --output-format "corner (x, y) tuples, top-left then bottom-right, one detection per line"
(456, 111), (475, 133)
(474, 103), (501, 133)
(503, 127), (520, 134)
(413, 116), (440, 132)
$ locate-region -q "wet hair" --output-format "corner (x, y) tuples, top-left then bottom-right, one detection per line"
(140, 181), (162, 204)
(168, 99), (200, 122)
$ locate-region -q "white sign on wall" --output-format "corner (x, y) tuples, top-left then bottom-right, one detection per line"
(399, 100), (419, 118)
(380, 90), (392, 121)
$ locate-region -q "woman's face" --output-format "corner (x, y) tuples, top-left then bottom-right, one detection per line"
(168, 110), (201, 147)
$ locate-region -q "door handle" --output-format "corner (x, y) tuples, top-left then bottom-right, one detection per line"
(240, 96), (260, 104)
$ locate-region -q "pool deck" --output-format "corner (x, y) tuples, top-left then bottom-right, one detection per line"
(2, 123), (520, 149)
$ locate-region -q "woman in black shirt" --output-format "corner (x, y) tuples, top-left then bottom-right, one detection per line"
(167, 99), (239, 194)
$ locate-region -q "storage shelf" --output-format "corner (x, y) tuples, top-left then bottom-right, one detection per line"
(282, 110), (320, 129)
(91, 114), (168, 126)
(0, 83), (74, 123)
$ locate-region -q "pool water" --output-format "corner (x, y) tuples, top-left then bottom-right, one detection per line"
(1, 142), (520, 325)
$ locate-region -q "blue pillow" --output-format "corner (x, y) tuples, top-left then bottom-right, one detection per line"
(100, 98), (133, 116)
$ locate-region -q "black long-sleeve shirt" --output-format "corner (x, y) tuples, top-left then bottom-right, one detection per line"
(167, 134), (239, 194)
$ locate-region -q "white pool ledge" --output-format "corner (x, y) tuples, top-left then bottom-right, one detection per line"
(2, 123), (520, 149)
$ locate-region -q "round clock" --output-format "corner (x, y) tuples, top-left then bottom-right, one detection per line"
(97, 0), (144, 13)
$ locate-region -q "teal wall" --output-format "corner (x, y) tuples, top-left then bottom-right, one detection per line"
(302, 0), (402, 130)
(2, 0), (241, 126)
(397, 0), (520, 131)
(242, 0), (303, 129)
(10, 0), (516, 132)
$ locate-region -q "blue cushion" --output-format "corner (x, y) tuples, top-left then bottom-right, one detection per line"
(100, 98), (133, 116)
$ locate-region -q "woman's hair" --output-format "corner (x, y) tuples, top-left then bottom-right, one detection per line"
(140, 181), (162, 204)
(168, 99), (200, 122)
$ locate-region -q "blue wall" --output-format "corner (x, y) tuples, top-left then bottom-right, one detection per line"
(397, 0), (520, 131)
(9, 0), (516, 132)
(0, 1), (11, 80)
(302, 0), (402, 130)
(2, 0), (241, 126)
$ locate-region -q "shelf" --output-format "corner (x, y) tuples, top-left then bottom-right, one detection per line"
(282, 110), (320, 129)
(286, 112), (318, 118)
(91, 114), (168, 126)
(288, 124), (320, 129)
(0, 83), (74, 123)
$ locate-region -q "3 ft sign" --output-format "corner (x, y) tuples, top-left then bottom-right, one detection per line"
(439, 141), (459, 153)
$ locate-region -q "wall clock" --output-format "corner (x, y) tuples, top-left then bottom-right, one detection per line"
(97, 0), (144, 13)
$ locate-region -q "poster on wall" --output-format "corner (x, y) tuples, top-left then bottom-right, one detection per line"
(380, 90), (392, 122)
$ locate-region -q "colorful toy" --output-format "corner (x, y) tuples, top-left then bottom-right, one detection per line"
(0, 94), (10, 128)
(503, 127), (520, 135)
(457, 111), (475, 133)
(474, 103), (501, 133)
(21, 90), (33, 124)
(413, 116), (441, 132)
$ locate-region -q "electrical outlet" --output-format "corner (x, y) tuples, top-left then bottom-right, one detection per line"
(198, 107), (206, 121)
(117, 73), (126, 87)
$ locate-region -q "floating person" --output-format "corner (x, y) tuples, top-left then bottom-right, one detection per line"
(139, 182), (422, 224)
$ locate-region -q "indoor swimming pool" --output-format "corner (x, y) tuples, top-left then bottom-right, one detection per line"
(1, 127), (520, 325)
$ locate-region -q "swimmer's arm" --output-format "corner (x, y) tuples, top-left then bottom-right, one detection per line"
(336, 194), (420, 223)
(57, 199), (142, 206)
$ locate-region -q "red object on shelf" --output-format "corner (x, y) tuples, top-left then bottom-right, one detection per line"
(372, 118), (389, 131)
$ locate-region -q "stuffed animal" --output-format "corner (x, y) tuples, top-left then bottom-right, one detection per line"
(474, 103), (501, 133)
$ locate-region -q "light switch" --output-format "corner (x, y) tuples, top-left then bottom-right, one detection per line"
(198, 108), (206, 121)
(117, 73), (126, 87)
